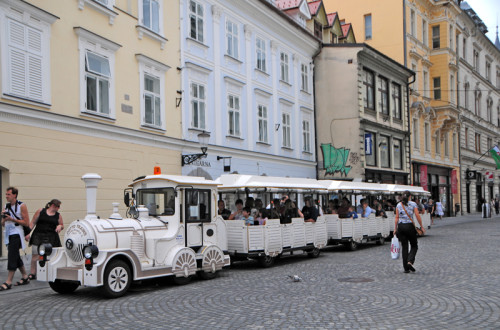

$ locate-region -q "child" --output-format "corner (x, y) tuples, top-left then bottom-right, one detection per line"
(242, 207), (254, 226)
(256, 208), (267, 225)
(346, 205), (358, 219)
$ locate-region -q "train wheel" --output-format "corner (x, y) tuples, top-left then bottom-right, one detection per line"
(376, 237), (385, 245)
(103, 259), (131, 298)
(307, 248), (321, 258)
(49, 280), (79, 294)
(173, 275), (192, 285)
(345, 240), (358, 251)
(258, 255), (275, 268)
(199, 270), (218, 280)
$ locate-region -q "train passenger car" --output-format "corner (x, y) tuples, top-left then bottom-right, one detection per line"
(320, 181), (431, 250)
(37, 171), (230, 298)
(216, 174), (328, 267)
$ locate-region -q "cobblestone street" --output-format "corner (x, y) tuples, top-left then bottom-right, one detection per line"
(1, 215), (499, 329)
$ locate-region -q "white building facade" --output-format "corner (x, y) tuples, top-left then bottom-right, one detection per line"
(456, 3), (500, 213)
(180, 0), (321, 179)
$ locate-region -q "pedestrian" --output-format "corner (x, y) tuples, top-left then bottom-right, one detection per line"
(26, 199), (64, 280)
(394, 191), (425, 273)
(428, 199), (435, 225)
(1, 187), (30, 290)
(495, 198), (499, 215)
(435, 200), (444, 220)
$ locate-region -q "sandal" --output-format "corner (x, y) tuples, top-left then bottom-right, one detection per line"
(14, 277), (30, 286)
(0, 282), (12, 291)
(28, 274), (37, 280)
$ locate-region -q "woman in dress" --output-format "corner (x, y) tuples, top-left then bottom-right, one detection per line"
(27, 199), (63, 280)
(434, 200), (444, 220)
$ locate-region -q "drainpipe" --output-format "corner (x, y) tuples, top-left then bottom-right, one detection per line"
(403, 0), (407, 67)
(406, 73), (416, 185)
(312, 44), (323, 180)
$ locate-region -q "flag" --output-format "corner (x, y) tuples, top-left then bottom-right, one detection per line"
(490, 145), (500, 169)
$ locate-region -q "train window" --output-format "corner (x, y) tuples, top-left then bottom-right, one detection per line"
(136, 188), (175, 216)
(185, 189), (211, 223)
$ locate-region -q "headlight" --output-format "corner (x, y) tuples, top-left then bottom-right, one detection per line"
(38, 243), (53, 256)
(83, 245), (99, 259)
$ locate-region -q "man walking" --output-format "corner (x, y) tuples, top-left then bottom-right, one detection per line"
(1, 187), (30, 290)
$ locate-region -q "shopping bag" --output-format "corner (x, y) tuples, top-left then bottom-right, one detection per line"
(391, 236), (400, 260)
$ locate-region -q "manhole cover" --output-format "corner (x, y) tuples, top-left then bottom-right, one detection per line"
(338, 277), (374, 283)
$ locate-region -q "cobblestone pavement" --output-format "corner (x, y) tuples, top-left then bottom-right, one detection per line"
(0, 214), (499, 329)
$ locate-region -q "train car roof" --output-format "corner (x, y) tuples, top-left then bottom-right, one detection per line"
(386, 184), (431, 195)
(319, 180), (389, 193)
(129, 174), (220, 187)
(216, 174), (327, 192)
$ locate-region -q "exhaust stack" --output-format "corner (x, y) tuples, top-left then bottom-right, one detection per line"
(81, 173), (102, 220)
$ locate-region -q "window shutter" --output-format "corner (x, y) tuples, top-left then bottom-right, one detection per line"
(8, 20), (27, 96)
(27, 27), (43, 100)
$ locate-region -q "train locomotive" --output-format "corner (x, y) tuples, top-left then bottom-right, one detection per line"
(37, 171), (230, 298)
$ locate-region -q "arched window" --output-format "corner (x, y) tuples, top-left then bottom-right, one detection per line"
(464, 82), (469, 109)
(486, 98), (493, 123)
(474, 90), (481, 116)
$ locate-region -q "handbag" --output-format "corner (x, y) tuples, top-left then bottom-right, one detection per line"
(391, 235), (400, 259)
(401, 203), (424, 236)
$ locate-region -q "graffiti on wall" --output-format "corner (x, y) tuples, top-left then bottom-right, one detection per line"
(321, 143), (351, 176)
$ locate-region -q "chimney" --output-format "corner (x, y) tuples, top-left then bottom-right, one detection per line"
(81, 173), (102, 220)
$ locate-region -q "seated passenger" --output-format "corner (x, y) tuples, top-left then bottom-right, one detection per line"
(337, 197), (351, 218)
(256, 208), (268, 225)
(217, 200), (231, 220)
(360, 199), (374, 218)
(375, 204), (388, 218)
(346, 205), (358, 219)
(302, 197), (318, 223)
(228, 199), (244, 220)
(241, 207), (254, 226)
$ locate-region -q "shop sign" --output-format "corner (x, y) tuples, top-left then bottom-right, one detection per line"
(485, 171), (494, 182)
(364, 133), (373, 156)
(420, 165), (428, 191)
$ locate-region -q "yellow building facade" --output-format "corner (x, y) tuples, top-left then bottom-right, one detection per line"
(324, 0), (462, 215)
(0, 0), (182, 254)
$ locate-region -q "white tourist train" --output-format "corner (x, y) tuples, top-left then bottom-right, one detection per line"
(37, 170), (230, 298)
(36, 169), (431, 297)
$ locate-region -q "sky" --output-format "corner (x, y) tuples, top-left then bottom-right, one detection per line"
(466, 0), (499, 43)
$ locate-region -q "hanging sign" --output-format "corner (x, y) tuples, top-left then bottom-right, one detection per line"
(364, 133), (373, 156)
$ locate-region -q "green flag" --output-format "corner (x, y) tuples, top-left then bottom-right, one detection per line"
(490, 145), (500, 169)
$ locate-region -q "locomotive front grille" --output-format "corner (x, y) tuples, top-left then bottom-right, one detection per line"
(66, 243), (86, 263)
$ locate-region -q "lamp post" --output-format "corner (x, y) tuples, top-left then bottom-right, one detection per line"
(181, 131), (210, 166)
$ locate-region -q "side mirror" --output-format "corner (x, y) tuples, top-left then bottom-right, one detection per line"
(124, 192), (130, 207)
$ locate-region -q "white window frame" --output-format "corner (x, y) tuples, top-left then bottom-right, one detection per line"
(410, 9), (416, 36)
(189, 0), (204, 43)
(136, 54), (169, 130)
(424, 122), (431, 152)
(413, 118), (419, 149)
(190, 81), (206, 130)
(380, 76), (389, 115)
(139, 0), (162, 34)
(393, 138), (403, 170)
(0, 2), (56, 105)
(257, 104), (268, 143)
(444, 133), (449, 157)
(301, 63), (309, 92)
(280, 52), (289, 83)
(392, 83), (401, 119)
(302, 119), (311, 153)
(435, 131), (440, 155)
(226, 19), (238, 59)
(227, 94), (240, 137)
(256, 37), (266, 72)
(422, 18), (427, 46)
(364, 14), (372, 40)
(282, 112), (291, 148)
(76, 28), (120, 119)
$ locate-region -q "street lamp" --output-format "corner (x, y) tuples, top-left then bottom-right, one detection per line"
(181, 131), (210, 166)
